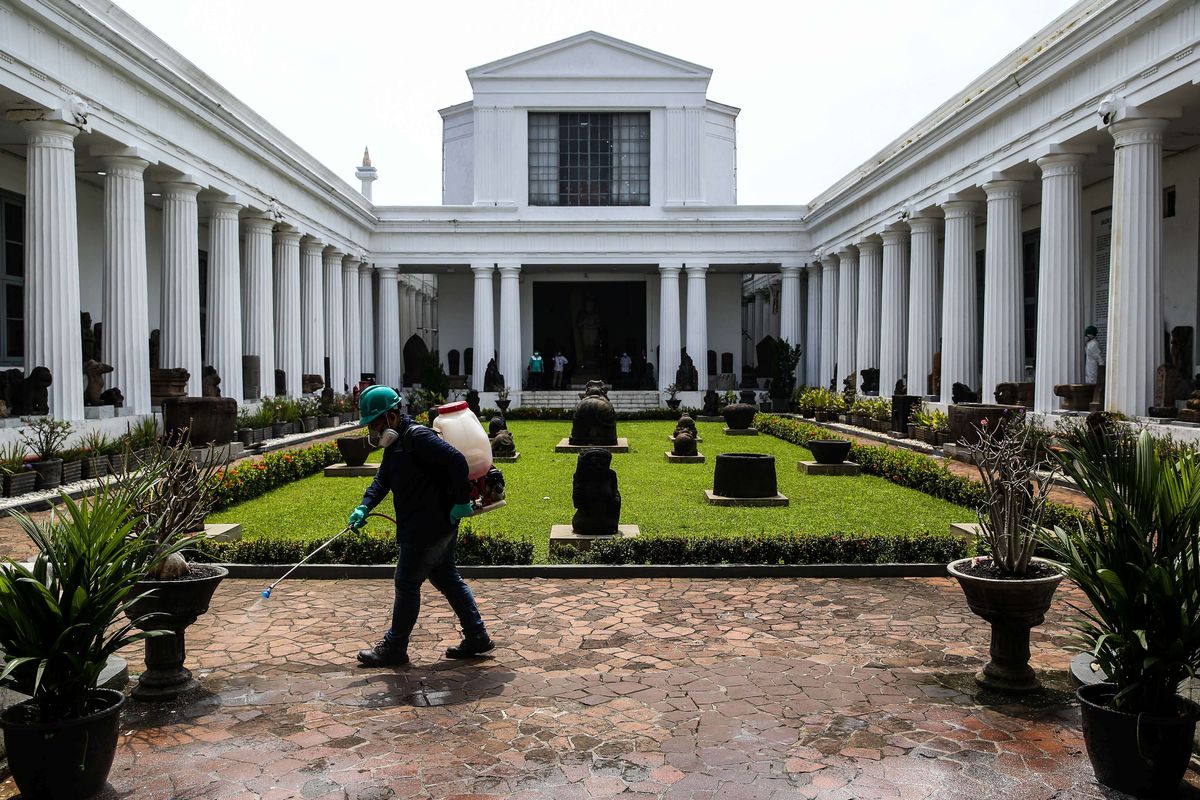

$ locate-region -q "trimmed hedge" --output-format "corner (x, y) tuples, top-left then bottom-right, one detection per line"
(551, 530), (967, 565)
(194, 524), (534, 566)
(478, 406), (700, 421)
(754, 414), (1090, 533)
(210, 443), (342, 510)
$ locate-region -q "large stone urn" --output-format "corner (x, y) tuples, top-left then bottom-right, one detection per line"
(947, 557), (1064, 692)
(336, 435), (375, 467)
(808, 439), (851, 465)
(721, 403), (756, 430)
(713, 453), (777, 498)
(126, 565), (228, 700)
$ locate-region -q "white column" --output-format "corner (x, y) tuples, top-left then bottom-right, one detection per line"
(940, 201), (980, 404)
(855, 238), (882, 385)
(359, 264), (375, 376)
(742, 297), (753, 369)
(422, 292), (433, 347)
(20, 118), (84, 419)
(100, 155), (151, 414)
(1032, 154), (1087, 412)
(498, 261), (521, 395)
(751, 287), (766, 359)
(204, 201), (243, 401)
(685, 263), (709, 391)
(1106, 118), (1169, 416)
(658, 263), (682, 392)
(981, 180), (1025, 401)
(471, 263), (495, 392)
(819, 255), (838, 390)
(299, 237), (325, 382)
(376, 266), (401, 387)
(241, 216), (275, 399)
(341, 256), (360, 390)
(907, 215), (940, 397)
(836, 247), (858, 390)
(398, 281), (412, 347)
(272, 228), (302, 396)
(759, 286), (771, 343)
(804, 265), (822, 387)
(770, 281), (782, 339)
(778, 263), (803, 349)
(160, 181), (203, 397)
(323, 247), (345, 393)
(879, 225), (910, 397)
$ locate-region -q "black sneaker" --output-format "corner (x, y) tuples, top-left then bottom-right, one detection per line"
(445, 635), (495, 659)
(357, 639), (409, 667)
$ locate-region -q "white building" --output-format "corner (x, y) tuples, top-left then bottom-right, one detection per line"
(0, 0), (1196, 436)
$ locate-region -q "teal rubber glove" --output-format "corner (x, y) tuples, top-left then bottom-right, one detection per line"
(449, 502), (475, 524)
(348, 504), (369, 530)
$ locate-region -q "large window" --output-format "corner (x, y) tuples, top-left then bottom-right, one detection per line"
(528, 112), (650, 206)
(0, 193), (23, 366)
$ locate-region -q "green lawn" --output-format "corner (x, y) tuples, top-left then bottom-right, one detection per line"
(210, 421), (972, 562)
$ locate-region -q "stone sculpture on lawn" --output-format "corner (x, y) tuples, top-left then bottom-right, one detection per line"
(491, 429), (516, 458)
(572, 447), (621, 535)
(674, 413), (698, 440)
(702, 390), (720, 417)
(569, 380), (618, 446)
(488, 415), (508, 437)
(672, 428), (698, 457)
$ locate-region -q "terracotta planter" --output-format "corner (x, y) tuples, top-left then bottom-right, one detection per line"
(947, 557), (1064, 692)
(337, 436), (375, 467)
(808, 439), (851, 465)
(126, 566), (228, 701)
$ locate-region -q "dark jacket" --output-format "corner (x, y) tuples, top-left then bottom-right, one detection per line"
(360, 416), (472, 536)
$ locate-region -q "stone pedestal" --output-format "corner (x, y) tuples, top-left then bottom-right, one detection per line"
(548, 524), (639, 557)
(723, 427), (758, 436)
(162, 396), (237, 445)
(324, 462), (380, 477)
(798, 461), (860, 476)
(203, 523), (242, 542)
(665, 452), (705, 463)
(1053, 383), (1095, 411)
(492, 453), (520, 463)
(556, 438), (629, 453)
(704, 489), (788, 507)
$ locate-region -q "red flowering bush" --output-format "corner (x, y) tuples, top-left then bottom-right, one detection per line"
(210, 443), (341, 510)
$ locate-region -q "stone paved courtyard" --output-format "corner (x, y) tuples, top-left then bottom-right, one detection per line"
(4, 576), (1198, 799)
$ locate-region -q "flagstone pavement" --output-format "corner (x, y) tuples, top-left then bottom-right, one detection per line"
(3, 576), (1198, 800)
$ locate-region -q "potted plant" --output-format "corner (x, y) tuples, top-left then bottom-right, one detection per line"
(0, 472), (186, 798)
(78, 430), (111, 480)
(663, 383), (681, 411)
(19, 416), (72, 491)
(336, 428), (376, 467)
(123, 416), (160, 467)
(0, 442), (35, 497)
(111, 437), (229, 701)
(496, 385), (511, 414)
(316, 391), (339, 428)
(947, 418), (1064, 693)
(1045, 421), (1200, 797)
(235, 408), (256, 445)
(58, 445), (85, 485)
(297, 397), (319, 433)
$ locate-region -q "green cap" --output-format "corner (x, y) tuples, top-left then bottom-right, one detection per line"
(358, 385), (401, 426)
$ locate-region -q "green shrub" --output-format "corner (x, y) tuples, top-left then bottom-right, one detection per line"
(479, 407), (696, 421)
(551, 530), (966, 565)
(195, 525), (533, 566)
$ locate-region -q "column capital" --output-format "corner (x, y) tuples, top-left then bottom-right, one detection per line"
(659, 263), (682, 277)
(908, 215), (941, 235)
(684, 262), (709, 275)
(206, 201), (243, 220)
(836, 245), (857, 260)
(300, 236), (324, 253)
(821, 254), (838, 269)
(1109, 117), (1169, 146)
(471, 262), (495, 276)
(982, 180), (1023, 200)
(160, 181), (202, 200)
(805, 262), (822, 275)
(358, 262), (372, 274)
(881, 225), (909, 246)
(377, 265), (398, 278)
(241, 215), (274, 234)
(98, 154), (149, 175)
(780, 261), (805, 275)
(322, 246), (343, 262)
(497, 262), (522, 277)
(1036, 152), (1088, 176)
(342, 256), (359, 273)
(273, 228), (302, 245)
(941, 200), (979, 219)
(855, 236), (882, 255)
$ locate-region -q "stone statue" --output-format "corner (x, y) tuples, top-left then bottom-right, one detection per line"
(80, 312), (97, 363)
(860, 368), (879, 395)
(994, 382), (1034, 407)
(951, 382), (980, 404)
(9, 366), (52, 416)
(675, 348), (698, 392)
(571, 448), (621, 535)
(893, 377), (907, 396)
(672, 428), (698, 457)
(202, 366), (222, 398)
(574, 297), (603, 366)
(99, 387), (124, 408)
(491, 429), (516, 458)
(83, 359), (113, 406)
(569, 380), (618, 446)
(275, 369), (286, 396)
(701, 389), (720, 417)
(483, 359), (505, 392)
(841, 373), (856, 405)
(465, 389), (482, 418)
(674, 413), (698, 440)
(488, 415), (508, 438)
(302, 373), (324, 394)
(320, 386), (335, 414)
(151, 367), (190, 407)
(148, 329), (161, 369)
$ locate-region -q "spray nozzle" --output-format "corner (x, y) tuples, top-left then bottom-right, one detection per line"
(261, 588), (271, 599)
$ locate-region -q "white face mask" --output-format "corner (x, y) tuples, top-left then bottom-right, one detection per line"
(368, 414), (399, 448)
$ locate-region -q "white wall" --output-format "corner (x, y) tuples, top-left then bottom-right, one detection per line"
(437, 272), (474, 378)
(707, 272), (742, 381)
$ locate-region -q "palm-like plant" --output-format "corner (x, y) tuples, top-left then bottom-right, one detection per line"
(0, 472), (182, 722)
(1047, 422), (1200, 714)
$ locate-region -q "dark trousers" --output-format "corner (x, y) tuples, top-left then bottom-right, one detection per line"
(387, 525), (486, 645)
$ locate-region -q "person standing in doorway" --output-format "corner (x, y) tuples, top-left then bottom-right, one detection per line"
(552, 351), (568, 389)
(1085, 325), (1105, 384)
(528, 351), (544, 390)
(348, 385), (494, 667)
(618, 352), (632, 388)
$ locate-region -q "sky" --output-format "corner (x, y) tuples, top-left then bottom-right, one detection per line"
(114, 0), (1079, 207)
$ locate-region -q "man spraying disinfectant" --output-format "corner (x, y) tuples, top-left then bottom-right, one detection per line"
(348, 386), (494, 667)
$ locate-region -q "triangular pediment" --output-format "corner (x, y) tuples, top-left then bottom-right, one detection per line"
(468, 32), (712, 82)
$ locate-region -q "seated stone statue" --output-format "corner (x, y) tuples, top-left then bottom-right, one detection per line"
(465, 389), (481, 418)
(674, 413), (698, 440)
(491, 429), (516, 458)
(302, 373), (324, 394)
(951, 382), (980, 404)
(702, 390), (720, 417)
(202, 365), (222, 398)
(483, 359), (505, 392)
(672, 428), (698, 457)
(6, 366), (52, 416)
(994, 382), (1034, 407)
(569, 380), (618, 446)
(675, 349), (698, 391)
(320, 386), (335, 414)
(83, 359), (113, 406)
(99, 387), (124, 408)
(488, 415), (508, 437)
(893, 377), (907, 396)
(572, 448), (621, 535)
(860, 368), (879, 395)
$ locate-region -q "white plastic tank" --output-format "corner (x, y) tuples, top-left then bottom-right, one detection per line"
(432, 401), (492, 479)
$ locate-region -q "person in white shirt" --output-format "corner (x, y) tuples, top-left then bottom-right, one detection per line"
(552, 352), (568, 388)
(1085, 325), (1104, 384)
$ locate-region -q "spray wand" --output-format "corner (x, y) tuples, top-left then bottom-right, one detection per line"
(260, 512), (397, 599)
